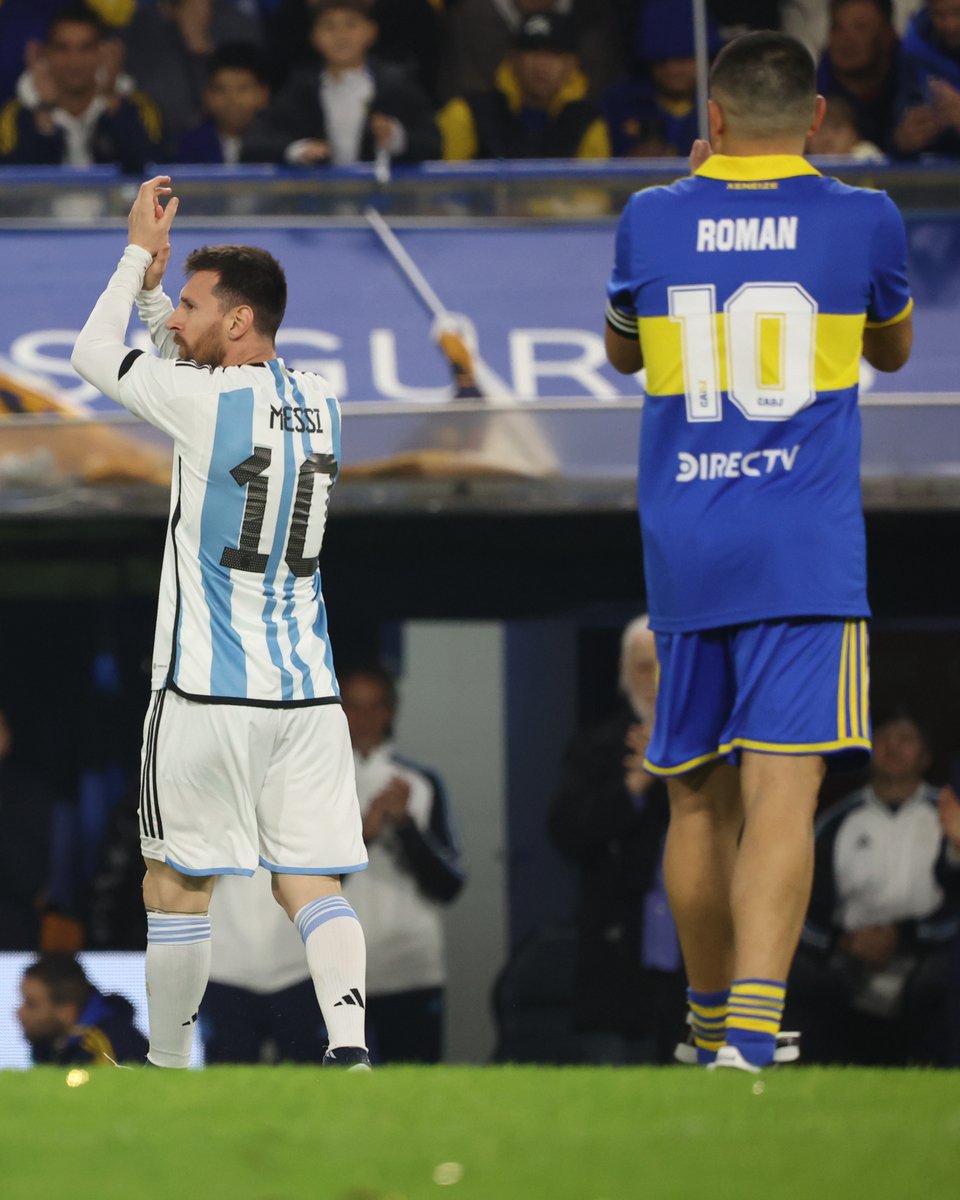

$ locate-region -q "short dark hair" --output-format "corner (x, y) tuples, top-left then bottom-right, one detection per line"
(311, 0), (375, 20)
(183, 245), (287, 340)
(206, 42), (272, 88)
(48, 3), (103, 41)
(24, 955), (92, 1009)
(710, 32), (816, 138)
(830, 0), (894, 22)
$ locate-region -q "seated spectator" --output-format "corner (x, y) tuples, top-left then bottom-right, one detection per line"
(603, 0), (721, 158)
(438, 12), (610, 160)
(547, 616), (686, 1065)
(0, 0), (135, 106)
(340, 664), (466, 1064)
(176, 43), (271, 163)
(816, 0), (904, 154)
(123, 0), (262, 151)
(243, 0), (440, 166)
(807, 93), (886, 157)
(0, 707), (55, 951)
(438, 0), (624, 104)
(0, 4), (162, 172)
(893, 0), (960, 157)
(786, 715), (960, 1066)
(16, 953), (148, 1066)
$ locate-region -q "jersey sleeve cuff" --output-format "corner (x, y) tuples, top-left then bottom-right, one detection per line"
(865, 297), (913, 329)
(605, 300), (639, 340)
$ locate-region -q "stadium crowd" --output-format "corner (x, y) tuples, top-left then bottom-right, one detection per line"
(1, 0), (960, 170)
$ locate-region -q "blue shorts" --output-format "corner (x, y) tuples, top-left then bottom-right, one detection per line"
(644, 618), (870, 777)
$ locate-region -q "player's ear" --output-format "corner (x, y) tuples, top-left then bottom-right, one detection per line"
(809, 94), (827, 139)
(707, 98), (724, 144)
(228, 305), (255, 340)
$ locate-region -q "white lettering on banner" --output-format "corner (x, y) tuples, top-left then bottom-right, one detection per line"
(10, 330), (104, 408)
(510, 329), (611, 399)
(696, 217), (798, 253)
(277, 329), (347, 397)
(370, 329), (451, 402)
(675, 445), (801, 482)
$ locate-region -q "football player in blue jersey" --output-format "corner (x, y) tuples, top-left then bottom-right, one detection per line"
(604, 32), (913, 1071)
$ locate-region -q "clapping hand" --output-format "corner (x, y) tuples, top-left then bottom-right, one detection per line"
(128, 176), (179, 259)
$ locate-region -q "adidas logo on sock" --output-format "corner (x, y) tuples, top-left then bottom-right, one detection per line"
(333, 988), (365, 1009)
(180, 1011), (199, 1027)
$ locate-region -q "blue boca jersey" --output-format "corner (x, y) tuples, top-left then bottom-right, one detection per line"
(606, 154), (912, 634)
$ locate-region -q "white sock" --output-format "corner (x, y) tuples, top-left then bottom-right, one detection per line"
(145, 911), (211, 1068)
(295, 896), (367, 1050)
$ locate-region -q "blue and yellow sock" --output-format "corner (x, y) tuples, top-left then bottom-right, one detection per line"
(726, 978), (786, 1068)
(687, 987), (728, 1065)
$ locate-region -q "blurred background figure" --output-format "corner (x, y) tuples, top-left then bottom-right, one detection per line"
(894, 0), (960, 157)
(340, 664), (465, 1064)
(807, 93), (885, 157)
(200, 869), (328, 1064)
(787, 714), (960, 1065)
(175, 42), (271, 162)
(936, 757), (960, 1066)
(123, 0), (262, 153)
(243, 0), (439, 166)
(16, 953), (147, 1066)
(603, 0), (721, 157)
(438, 12), (609, 160)
(815, 0), (903, 154)
(0, 4), (161, 172)
(438, 0), (623, 104)
(0, 708), (55, 951)
(548, 616), (686, 1065)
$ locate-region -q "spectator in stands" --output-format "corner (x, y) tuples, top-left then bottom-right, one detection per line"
(0, 0), (135, 107)
(603, 0), (721, 158)
(176, 43), (271, 162)
(893, 0), (960, 157)
(547, 616), (686, 1065)
(438, 0), (624, 103)
(807, 93), (885, 157)
(438, 12), (610, 160)
(340, 664), (465, 1064)
(16, 953), (148, 1066)
(266, 0), (443, 100)
(786, 715), (960, 1065)
(816, 0), (903, 154)
(0, 708), (56, 950)
(243, 0), (440, 166)
(123, 0), (262, 151)
(0, 4), (162, 172)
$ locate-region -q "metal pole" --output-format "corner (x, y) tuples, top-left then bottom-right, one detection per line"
(693, 0), (711, 141)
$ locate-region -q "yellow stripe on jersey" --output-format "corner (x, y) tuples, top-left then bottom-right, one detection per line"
(865, 297), (914, 329)
(859, 622), (870, 740)
(639, 312), (866, 397)
(757, 313), (784, 388)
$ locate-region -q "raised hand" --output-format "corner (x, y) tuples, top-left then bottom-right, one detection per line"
(689, 138), (712, 173)
(143, 241), (171, 292)
(128, 176), (179, 257)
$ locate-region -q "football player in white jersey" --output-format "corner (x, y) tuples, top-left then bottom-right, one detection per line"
(71, 177), (370, 1069)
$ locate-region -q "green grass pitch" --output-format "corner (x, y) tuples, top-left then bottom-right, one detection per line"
(1, 1066), (957, 1199)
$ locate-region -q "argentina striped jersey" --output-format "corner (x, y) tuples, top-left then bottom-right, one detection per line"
(606, 154), (912, 634)
(117, 351), (343, 704)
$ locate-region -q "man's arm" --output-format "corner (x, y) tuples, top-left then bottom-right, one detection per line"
(862, 310), (913, 373)
(605, 323), (643, 375)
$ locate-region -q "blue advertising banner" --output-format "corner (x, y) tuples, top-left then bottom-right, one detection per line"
(2, 217), (958, 410)
(1, 217), (958, 504)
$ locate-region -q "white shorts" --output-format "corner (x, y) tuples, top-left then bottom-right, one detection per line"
(138, 689), (367, 877)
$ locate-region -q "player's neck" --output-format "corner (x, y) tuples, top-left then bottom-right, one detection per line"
(712, 136), (808, 158)
(222, 340), (277, 367)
